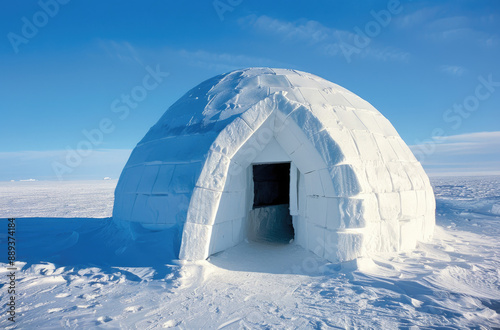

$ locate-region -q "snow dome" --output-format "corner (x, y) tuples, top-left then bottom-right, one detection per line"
(113, 68), (435, 262)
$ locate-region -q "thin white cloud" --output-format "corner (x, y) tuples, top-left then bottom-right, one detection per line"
(410, 131), (500, 176)
(440, 65), (465, 77)
(98, 40), (145, 66)
(394, 7), (441, 28)
(176, 49), (287, 72)
(412, 131), (500, 155)
(239, 14), (410, 63)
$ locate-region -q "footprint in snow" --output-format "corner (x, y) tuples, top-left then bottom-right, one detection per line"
(97, 316), (112, 324)
(47, 308), (63, 314)
(55, 292), (71, 298)
(163, 320), (182, 328)
(124, 305), (143, 313)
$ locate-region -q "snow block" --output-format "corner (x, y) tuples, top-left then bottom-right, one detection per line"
(290, 143), (326, 174)
(335, 231), (364, 262)
(274, 93), (302, 118)
(215, 191), (246, 222)
(210, 220), (234, 254)
(151, 164), (175, 194)
(211, 117), (254, 158)
(274, 118), (302, 155)
(293, 216), (308, 248)
(240, 96), (275, 131)
(286, 73), (324, 90)
(322, 229), (340, 262)
(287, 104), (325, 140)
(373, 134), (398, 162)
(296, 87), (328, 105)
(225, 162), (247, 192)
(365, 163), (394, 193)
(170, 162), (201, 194)
(308, 103), (340, 129)
(304, 171), (324, 196)
(306, 196), (327, 227)
(136, 165), (160, 195)
(196, 151), (230, 191)
(355, 111), (384, 135)
(232, 217), (245, 245)
(400, 190), (418, 219)
(377, 192), (401, 221)
(179, 222), (212, 260)
(415, 190), (427, 216)
(320, 88), (355, 108)
(310, 129), (344, 166)
(324, 128), (360, 162)
(386, 163), (413, 192)
(252, 138), (291, 164)
(325, 197), (341, 230)
(318, 168), (336, 197)
(186, 188), (221, 225)
(372, 114), (399, 137)
(113, 193), (136, 221)
(130, 194), (150, 223)
(379, 220), (400, 252)
(231, 116), (276, 168)
(350, 130), (382, 161)
(259, 73), (291, 87)
(399, 220), (417, 251)
(333, 107), (368, 131)
(340, 91), (375, 112)
(338, 196), (378, 228)
(120, 166), (144, 194)
(403, 163), (426, 190)
(307, 224), (325, 258)
(328, 164), (361, 197)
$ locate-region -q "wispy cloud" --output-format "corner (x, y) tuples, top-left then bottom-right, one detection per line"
(440, 65), (465, 77)
(98, 40), (145, 66)
(176, 49), (287, 72)
(397, 7), (499, 48)
(410, 131), (500, 176)
(395, 7), (441, 28)
(239, 15), (410, 63)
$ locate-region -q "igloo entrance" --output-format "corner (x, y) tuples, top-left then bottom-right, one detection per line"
(247, 162), (295, 243)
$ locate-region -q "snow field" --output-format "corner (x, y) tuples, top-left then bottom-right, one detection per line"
(0, 176), (499, 328)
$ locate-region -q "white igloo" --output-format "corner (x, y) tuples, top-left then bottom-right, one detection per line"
(113, 68), (435, 262)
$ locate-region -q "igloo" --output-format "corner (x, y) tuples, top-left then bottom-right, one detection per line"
(113, 68), (435, 262)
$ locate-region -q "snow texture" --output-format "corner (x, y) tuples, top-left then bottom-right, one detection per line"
(113, 67), (435, 262)
(0, 177), (499, 328)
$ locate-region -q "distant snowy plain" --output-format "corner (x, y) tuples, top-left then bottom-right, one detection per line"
(1, 177), (499, 329)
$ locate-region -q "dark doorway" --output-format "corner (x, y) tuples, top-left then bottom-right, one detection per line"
(248, 163), (294, 243)
(253, 163), (290, 208)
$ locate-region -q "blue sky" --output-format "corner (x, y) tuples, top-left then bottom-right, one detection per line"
(1, 0), (499, 180)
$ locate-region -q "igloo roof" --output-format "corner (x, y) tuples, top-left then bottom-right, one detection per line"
(127, 67), (414, 168)
(142, 67), (395, 141)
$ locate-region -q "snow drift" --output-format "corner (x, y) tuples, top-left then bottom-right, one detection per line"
(113, 67), (435, 262)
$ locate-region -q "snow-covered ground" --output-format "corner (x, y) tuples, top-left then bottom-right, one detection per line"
(1, 177), (499, 328)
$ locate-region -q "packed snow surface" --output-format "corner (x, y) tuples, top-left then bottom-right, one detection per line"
(1, 177), (499, 328)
